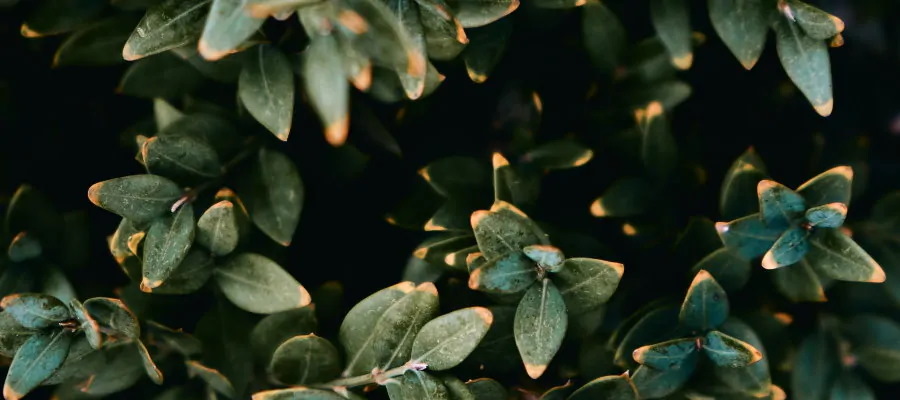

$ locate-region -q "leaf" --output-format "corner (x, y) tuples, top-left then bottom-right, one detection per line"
(796, 166), (853, 208)
(787, 0), (845, 40)
(568, 374), (639, 400)
(186, 360), (235, 397)
(146, 321), (203, 356)
(538, 381), (574, 400)
(20, 0), (105, 38)
(141, 134), (222, 184)
(0, 293), (71, 329)
(791, 329), (840, 400)
(631, 363), (696, 398)
(302, 33), (349, 146)
(632, 337), (699, 371)
(411, 307), (493, 370)
(141, 203), (195, 290)
(158, 112), (242, 156)
(197, 201), (240, 256)
(830, 371), (875, 400)
(680, 270), (729, 332)
(702, 330), (763, 367)
(613, 306), (683, 368)
(635, 102), (678, 180)
(269, 334), (341, 385)
(720, 147), (768, 220)
(650, 0), (692, 69)
(523, 245), (565, 272)
(413, 234), (476, 269)
(582, 0), (625, 73)
(421, 156), (489, 198)
(118, 53), (205, 98)
(88, 175), (183, 224)
(462, 19), (511, 83)
(417, 0), (468, 60)
(339, 282), (438, 376)
(471, 201), (548, 260)
(716, 213), (783, 259)
(554, 258), (624, 314)
(123, 0), (211, 60)
(69, 299), (102, 349)
(150, 249), (215, 294)
(0, 312), (40, 357)
(3, 329), (72, 400)
(214, 253), (311, 314)
(236, 148), (304, 246)
(198, 0), (265, 60)
(108, 218), (143, 279)
(841, 315), (900, 382)
(708, 0), (769, 69)
(239, 45), (295, 140)
(7, 232), (41, 262)
(761, 225), (809, 270)
(757, 180), (807, 228)
(77, 343), (146, 396)
(153, 98), (184, 130)
(805, 203), (847, 228)
(514, 278), (567, 379)
(713, 317), (773, 396)
(194, 298), (253, 395)
(253, 388), (347, 400)
(463, 306), (518, 373)
(492, 153), (537, 207)
(590, 177), (655, 218)
(136, 341), (164, 384)
(386, 370), (450, 400)
(524, 140), (594, 171)
(772, 258), (826, 302)
(806, 228), (885, 282)
(691, 248), (751, 292)
(84, 297), (140, 339)
(43, 336), (103, 385)
(467, 252), (537, 294)
(249, 307), (317, 366)
(773, 15), (833, 116)
(53, 15), (139, 67)
(439, 375), (475, 400)
(452, 0), (519, 28)
(465, 378), (506, 400)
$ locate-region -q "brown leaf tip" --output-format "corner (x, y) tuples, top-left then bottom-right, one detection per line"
(473, 307), (493, 325)
(590, 198), (607, 217)
(416, 282), (438, 296)
(524, 362), (547, 379)
(492, 152), (510, 169)
(87, 182), (104, 206)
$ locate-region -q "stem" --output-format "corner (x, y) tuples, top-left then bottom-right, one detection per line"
(312, 361), (427, 389)
(171, 136), (262, 212)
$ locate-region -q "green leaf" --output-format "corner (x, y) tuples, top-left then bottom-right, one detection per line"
(198, 0), (265, 60)
(533, 0), (583, 9)
(691, 248), (751, 292)
(386, 370), (450, 400)
(141, 134), (222, 184)
(250, 306), (317, 365)
(702, 330), (763, 367)
(787, 0), (845, 40)
(197, 200), (240, 256)
(514, 278), (567, 379)
(716, 213), (782, 259)
(77, 343), (146, 396)
(452, 0), (519, 28)
(757, 180), (807, 228)
(3, 329), (72, 400)
(650, 0), (692, 70)
(708, 0), (768, 69)
(123, 0), (211, 60)
(7, 232), (41, 262)
(252, 388), (347, 400)
(119, 52), (205, 98)
(554, 258), (624, 314)
(269, 334), (340, 385)
(439, 375), (475, 400)
(417, 0), (468, 60)
(53, 15), (138, 67)
(421, 156), (489, 198)
(41, 267), (77, 304)
(805, 203), (847, 228)
(108, 219), (143, 280)
(613, 305), (682, 368)
(302, 33), (349, 146)
(69, 299), (102, 349)
(214, 253), (311, 314)
(467, 252), (537, 294)
(194, 298), (254, 395)
(463, 306), (518, 373)
(0, 293), (71, 329)
(150, 248), (214, 294)
(43, 336), (103, 385)
(761, 226), (809, 270)
(631, 363), (696, 398)
(88, 175), (183, 224)
(773, 15), (833, 116)
(632, 337), (698, 371)
(136, 341), (164, 384)
(720, 147), (768, 220)
(796, 166), (853, 208)
(0, 312), (38, 358)
(239, 45), (295, 141)
(523, 245), (565, 272)
(582, 0), (625, 73)
(465, 378), (506, 400)
(492, 153), (537, 207)
(538, 381), (574, 400)
(471, 201), (548, 260)
(186, 360), (235, 397)
(462, 19), (511, 83)
(590, 177), (655, 218)
(806, 228), (886, 282)
(830, 372), (875, 400)
(791, 328), (840, 400)
(841, 315), (900, 382)
(6, 184), (62, 247)
(522, 139), (594, 171)
(714, 317), (773, 396)
(411, 307), (493, 370)
(158, 113), (242, 156)
(146, 320), (202, 356)
(141, 203), (195, 290)
(568, 374), (639, 400)
(772, 258), (826, 302)
(412, 234), (476, 269)
(339, 282), (438, 376)
(154, 98), (184, 130)
(236, 148), (304, 246)
(20, 0), (105, 38)
(680, 270), (729, 332)
(84, 297), (140, 339)
(636, 102), (678, 180)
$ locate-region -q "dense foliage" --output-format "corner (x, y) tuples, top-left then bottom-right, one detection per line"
(2, 0), (900, 399)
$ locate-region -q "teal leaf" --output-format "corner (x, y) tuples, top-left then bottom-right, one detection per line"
(761, 225), (809, 270)
(385, 370), (449, 400)
(632, 338), (699, 370)
(690, 248), (752, 292)
(0, 312), (38, 358)
(467, 252), (537, 294)
(20, 0), (105, 38)
(250, 306), (317, 365)
(123, 0), (211, 61)
(141, 134), (223, 185)
(830, 372), (876, 400)
(198, 0), (265, 60)
(239, 45), (295, 141)
(806, 228), (886, 282)
(69, 299), (102, 349)
(214, 253), (311, 314)
(7, 232), (41, 262)
(41, 267), (77, 304)
(582, 0), (626, 73)
(141, 203), (195, 291)
(302, 33), (349, 146)
(650, 0), (692, 70)
(88, 175), (183, 224)
(411, 307), (493, 370)
(471, 201), (548, 260)
(796, 166), (853, 208)
(805, 203), (847, 228)
(613, 306), (682, 368)
(523, 244), (565, 272)
(787, 0), (845, 40)
(772, 258), (826, 302)
(84, 297), (140, 339)
(150, 249), (215, 294)
(791, 328), (840, 400)
(773, 15), (833, 116)
(462, 19), (511, 83)
(465, 378), (506, 400)
(452, 0), (518, 28)
(554, 257), (624, 314)
(186, 360), (235, 397)
(514, 278), (567, 379)
(3, 329), (72, 400)
(716, 213), (782, 259)
(841, 315), (900, 382)
(269, 334), (340, 385)
(708, 0), (768, 69)
(236, 148), (304, 246)
(590, 177), (655, 218)
(52, 15), (138, 67)
(720, 147), (768, 220)
(197, 200), (241, 256)
(631, 363), (696, 398)
(680, 270), (729, 332)
(568, 373), (639, 400)
(0, 293), (71, 329)
(252, 387), (347, 400)
(757, 180), (806, 228)
(702, 330), (763, 367)
(714, 317), (773, 396)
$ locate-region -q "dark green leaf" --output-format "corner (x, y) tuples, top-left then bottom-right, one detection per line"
(702, 330), (763, 367)
(636, 102), (677, 180)
(691, 248), (751, 292)
(554, 257), (623, 314)
(88, 175), (183, 224)
(386, 370), (449, 400)
(514, 278), (567, 379)
(252, 387), (347, 400)
(239, 45), (295, 141)
(250, 306), (317, 365)
(467, 252), (537, 294)
(77, 343), (146, 396)
(194, 298), (253, 395)
(538, 381), (573, 400)
(772, 258), (826, 302)
(465, 378), (506, 400)
(716, 213), (782, 259)
(417, 0), (468, 60)
(714, 317), (773, 396)
(197, 200), (240, 256)
(632, 337), (698, 370)
(154, 98), (184, 130)
(237, 148), (304, 246)
(0, 293), (71, 329)
(20, 0), (105, 38)
(522, 139), (594, 171)
(119, 52), (205, 98)
(805, 203), (847, 228)
(69, 299), (102, 349)
(787, 0), (845, 40)
(439, 375), (475, 400)
(533, 0), (582, 9)
(471, 201), (548, 260)
(214, 253), (311, 314)
(53, 15), (139, 67)
(708, 0), (768, 69)
(269, 334), (341, 385)
(830, 371), (875, 400)
(650, 0), (692, 70)
(3, 329), (72, 400)
(6, 184), (62, 248)
(123, 0), (211, 60)
(720, 147), (768, 220)
(41, 267), (76, 303)
(773, 15), (833, 116)
(452, 0), (518, 28)
(796, 166), (853, 208)
(186, 360), (236, 397)
(141, 134), (222, 184)
(411, 307), (493, 370)
(43, 336), (103, 385)
(150, 249), (214, 294)
(613, 305), (682, 368)
(412, 234), (476, 270)
(302, 33), (349, 146)
(84, 297), (140, 339)
(582, 0), (625, 73)
(680, 270), (729, 332)
(7, 232), (41, 262)
(590, 177), (655, 218)
(791, 328), (840, 400)
(462, 19), (511, 83)
(842, 314), (900, 382)
(568, 374), (639, 400)
(0, 311), (38, 357)
(136, 341), (164, 384)
(157, 113), (242, 156)
(761, 226), (809, 270)
(146, 320), (203, 356)
(806, 228), (886, 282)
(198, 0), (265, 60)
(631, 363), (696, 398)
(757, 180), (806, 228)
(421, 156), (488, 198)
(463, 306), (518, 373)
(141, 203), (195, 290)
